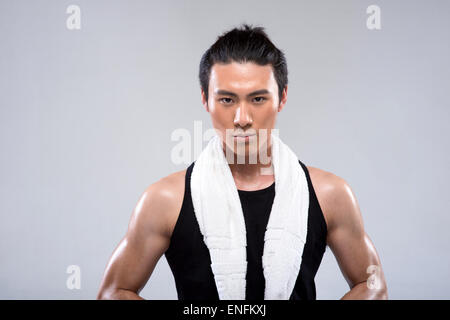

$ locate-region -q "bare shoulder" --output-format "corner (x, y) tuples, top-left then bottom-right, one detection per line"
(306, 166), (360, 233)
(131, 169), (187, 239)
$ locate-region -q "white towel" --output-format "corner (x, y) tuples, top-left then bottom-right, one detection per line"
(190, 132), (309, 300)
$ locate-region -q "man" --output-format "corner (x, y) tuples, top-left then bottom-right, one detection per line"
(97, 24), (388, 300)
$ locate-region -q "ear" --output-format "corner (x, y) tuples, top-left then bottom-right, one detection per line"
(278, 85), (288, 112)
(201, 89), (209, 112)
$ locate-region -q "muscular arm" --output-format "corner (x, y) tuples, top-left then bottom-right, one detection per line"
(96, 175), (183, 300)
(318, 173), (388, 300)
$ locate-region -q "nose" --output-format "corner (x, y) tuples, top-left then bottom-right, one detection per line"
(233, 104), (253, 128)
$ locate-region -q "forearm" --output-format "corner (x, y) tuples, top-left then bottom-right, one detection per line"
(340, 281), (388, 300)
(97, 287), (145, 300)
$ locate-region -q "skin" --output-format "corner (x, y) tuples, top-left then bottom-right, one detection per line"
(97, 61), (388, 300)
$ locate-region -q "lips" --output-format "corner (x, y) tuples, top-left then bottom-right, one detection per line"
(232, 131), (257, 137)
(233, 134), (256, 137)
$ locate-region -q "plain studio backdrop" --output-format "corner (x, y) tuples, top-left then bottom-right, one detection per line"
(0, 0), (449, 299)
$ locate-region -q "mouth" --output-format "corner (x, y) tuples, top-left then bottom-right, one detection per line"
(232, 133), (256, 142)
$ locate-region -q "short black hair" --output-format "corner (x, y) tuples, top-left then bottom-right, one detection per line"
(199, 23), (288, 105)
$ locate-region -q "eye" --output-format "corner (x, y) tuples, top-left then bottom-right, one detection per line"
(219, 97), (234, 104)
(253, 97), (267, 103)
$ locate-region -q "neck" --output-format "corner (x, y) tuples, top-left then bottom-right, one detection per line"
(222, 141), (275, 190)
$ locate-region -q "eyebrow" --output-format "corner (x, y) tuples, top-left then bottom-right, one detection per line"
(214, 89), (271, 98)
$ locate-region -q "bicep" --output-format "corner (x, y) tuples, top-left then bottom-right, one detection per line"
(327, 226), (381, 288)
(99, 185), (172, 295)
(324, 177), (384, 289)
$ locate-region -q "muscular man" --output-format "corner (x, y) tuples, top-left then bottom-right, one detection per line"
(97, 24), (388, 300)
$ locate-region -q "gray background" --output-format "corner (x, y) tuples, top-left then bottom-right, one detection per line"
(1, 0), (449, 299)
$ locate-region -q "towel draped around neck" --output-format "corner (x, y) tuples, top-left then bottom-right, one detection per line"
(190, 132), (309, 300)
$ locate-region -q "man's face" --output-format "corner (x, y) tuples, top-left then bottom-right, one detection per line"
(201, 61), (287, 162)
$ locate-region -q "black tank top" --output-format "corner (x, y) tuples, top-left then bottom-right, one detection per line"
(164, 160), (328, 300)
